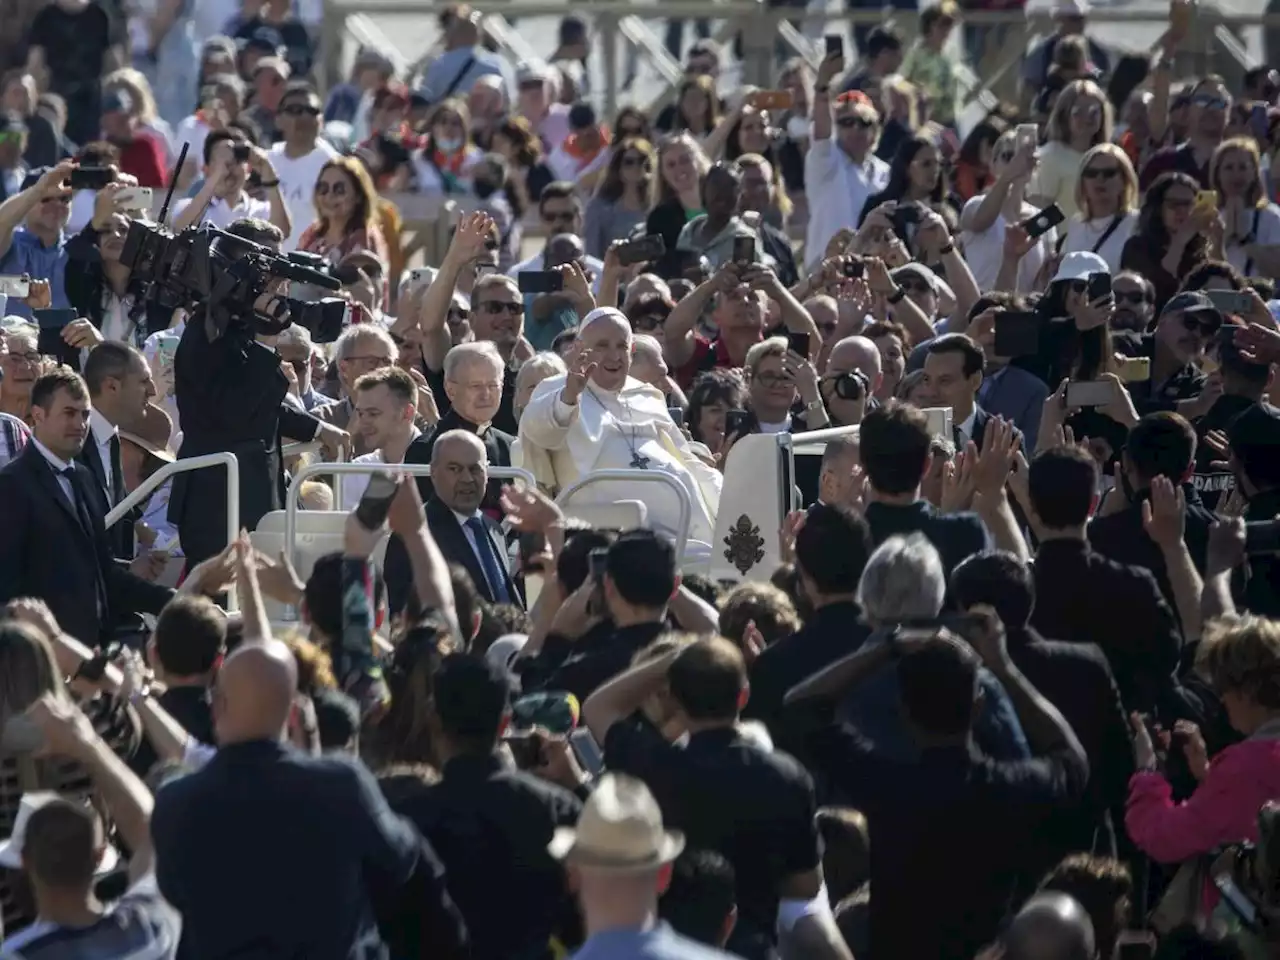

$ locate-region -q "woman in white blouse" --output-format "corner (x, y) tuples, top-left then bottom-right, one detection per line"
(1060, 142), (1140, 274)
(1211, 136), (1280, 279)
(1028, 79), (1113, 219)
(959, 129), (1052, 292)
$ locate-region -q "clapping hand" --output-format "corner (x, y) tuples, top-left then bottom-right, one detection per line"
(974, 416), (1020, 500)
(940, 445), (977, 513)
(1141, 475), (1186, 550)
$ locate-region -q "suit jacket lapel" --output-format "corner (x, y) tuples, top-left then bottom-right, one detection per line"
(428, 498), (493, 602)
(78, 437), (108, 498)
(971, 408), (989, 452)
(24, 446), (93, 544)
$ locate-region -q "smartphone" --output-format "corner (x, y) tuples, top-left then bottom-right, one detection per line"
(1021, 203), (1065, 240)
(68, 166), (115, 190)
(1169, 0), (1193, 34)
(1245, 520), (1280, 556)
(1115, 930), (1158, 960)
(1214, 873), (1258, 926)
(993, 311), (1040, 357)
(503, 731), (543, 769)
(923, 406), (953, 441)
(588, 547), (609, 580)
(354, 471), (400, 530)
(115, 186), (153, 211)
(667, 406), (685, 425)
(615, 234), (666, 267)
(750, 90), (793, 111)
(895, 203), (921, 226)
(1117, 356), (1151, 382)
(1087, 271), (1113, 302)
(1194, 189), (1219, 215)
(824, 34), (844, 60)
(1065, 379), (1115, 407)
(232, 142), (252, 163)
(77, 641), (122, 683)
(34, 307), (75, 331)
(787, 331), (811, 357)
(0, 714), (44, 754)
(409, 267), (434, 287)
(0, 275), (30, 298)
(724, 409), (751, 437)
(519, 530), (548, 574)
(732, 235), (755, 265)
(1206, 289), (1252, 315)
(517, 270), (564, 294)
(570, 728), (604, 776)
(1016, 122), (1039, 152)
(843, 257), (864, 279)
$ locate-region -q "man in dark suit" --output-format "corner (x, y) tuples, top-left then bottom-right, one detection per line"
(0, 369), (173, 645)
(859, 401), (990, 580)
(422, 429), (522, 609)
(405, 340), (514, 512)
(953, 550), (1136, 860)
(169, 218), (349, 566)
(1026, 444), (1181, 714)
(921, 332), (1024, 454)
(1088, 411), (1215, 612)
(80, 341), (156, 561)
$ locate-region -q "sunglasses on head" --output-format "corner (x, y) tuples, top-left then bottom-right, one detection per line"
(1081, 166), (1120, 180)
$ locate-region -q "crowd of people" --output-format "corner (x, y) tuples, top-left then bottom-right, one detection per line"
(2, 0), (1280, 958)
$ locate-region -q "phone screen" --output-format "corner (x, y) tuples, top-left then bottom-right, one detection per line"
(724, 409), (751, 437)
(1065, 379), (1115, 407)
(787, 331), (810, 357)
(824, 34), (844, 59)
(570, 728), (604, 776)
(1206, 289), (1252, 315)
(517, 271), (563, 294)
(1022, 204), (1065, 240)
(733, 236), (755, 264)
(1086, 272), (1113, 302)
(616, 234), (666, 266)
(588, 548), (609, 580)
(35, 308), (76, 331)
(354, 472), (400, 530)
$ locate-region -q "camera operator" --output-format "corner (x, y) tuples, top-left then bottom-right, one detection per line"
(170, 130), (291, 239)
(65, 181), (178, 348)
(0, 159), (76, 320)
(169, 217), (349, 567)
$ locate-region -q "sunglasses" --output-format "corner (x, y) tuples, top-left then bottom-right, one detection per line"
(899, 278), (932, 295)
(280, 103), (320, 117)
(1181, 312), (1222, 336)
(1192, 94), (1229, 110)
(837, 116), (875, 129)
(621, 154), (650, 169)
(1114, 289), (1148, 305)
(479, 301), (523, 315)
(1081, 166), (1120, 180)
(754, 371), (792, 388)
(315, 180), (348, 196)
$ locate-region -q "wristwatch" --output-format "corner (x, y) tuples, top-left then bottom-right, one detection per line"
(886, 286), (907, 304)
(939, 242), (956, 256)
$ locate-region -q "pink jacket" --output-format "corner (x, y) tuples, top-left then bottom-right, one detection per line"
(1126, 738), (1280, 864)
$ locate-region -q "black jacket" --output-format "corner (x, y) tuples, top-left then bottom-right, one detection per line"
(169, 313), (322, 565)
(423, 495), (523, 608)
(0, 443), (172, 645)
(1031, 538), (1181, 713)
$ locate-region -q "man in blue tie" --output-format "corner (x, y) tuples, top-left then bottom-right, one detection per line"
(426, 429), (523, 608)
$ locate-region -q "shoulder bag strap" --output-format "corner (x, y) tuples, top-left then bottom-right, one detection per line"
(437, 55), (478, 103)
(1244, 208), (1260, 278)
(1091, 214), (1126, 255)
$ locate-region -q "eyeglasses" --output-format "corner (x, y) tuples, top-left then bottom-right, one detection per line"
(543, 210), (577, 224)
(315, 180), (349, 196)
(344, 354), (393, 366)
(1, 351), (40, 364)
(1114, 289), (1148, 305)
(837, 116), (875, 129)
(1192, 94), (1229, 111)
(1181, 312), (1222, 336)
(478, 301), (523, 315)
(447, 309), (470, 322)
(633, 312), (667, 331)
(280, 103), (321, 117)
(1081, 166), (1120, 180)
(753, 371), (791, 388)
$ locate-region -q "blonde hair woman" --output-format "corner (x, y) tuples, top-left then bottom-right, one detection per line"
(1210, 136), (1280, 278)
(1028, 79), (1114, 218)
(644, 132), (712, 251)
(1061, 142), (1140, 274)
(104, 67), (175, 163)
(959, 128), (1050, 291)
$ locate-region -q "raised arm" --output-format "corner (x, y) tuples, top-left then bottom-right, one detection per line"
(0, 161), (74, 260)
(583, 647), (681, 744)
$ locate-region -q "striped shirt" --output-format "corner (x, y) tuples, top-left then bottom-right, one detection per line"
(0, 413), (28, 469)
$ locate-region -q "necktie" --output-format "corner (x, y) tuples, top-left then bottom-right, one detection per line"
(465, 516), (510, 604)
(108, 434), (125, 506)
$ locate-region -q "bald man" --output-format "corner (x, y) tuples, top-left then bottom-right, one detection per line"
(518, 307), (723, 560)
(151, 637), (466, 958)
(426, 428), (523, 606)
(1005, 892), (1097, 960)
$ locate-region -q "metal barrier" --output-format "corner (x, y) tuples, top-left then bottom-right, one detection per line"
(104, 452), (241, 611)
(284, 462), (537, 571)
(555, 469), (693, 560)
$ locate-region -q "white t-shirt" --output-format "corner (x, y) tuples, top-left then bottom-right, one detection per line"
(1027, 140), (1085, 219)
(268, 140), (340, 251)
(1225, 203), (1280, 277)
(339, 428), (422, 512)
(171, 192), (272, 229)
(803, 140), (890, 270)
(1061, 211), (1139, 275)
(173, 115), (212, 174)
(959, 196), (1055, 293)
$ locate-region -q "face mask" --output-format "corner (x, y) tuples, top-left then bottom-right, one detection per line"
(435, 136), (463, 154)
(786, 114), (810, 141)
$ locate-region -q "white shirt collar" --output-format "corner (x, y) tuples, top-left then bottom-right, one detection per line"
(89, 407), (117, 447)
(31, 437), (74, 473)
(957, 408), (977, 441)
(452, 507), (483, 526)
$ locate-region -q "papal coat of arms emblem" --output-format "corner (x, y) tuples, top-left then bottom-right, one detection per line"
(723, 514), (765, 575)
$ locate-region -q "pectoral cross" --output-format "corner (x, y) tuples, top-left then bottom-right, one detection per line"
(630, 452), (650, 469)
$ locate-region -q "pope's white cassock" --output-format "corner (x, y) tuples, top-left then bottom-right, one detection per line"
(516, 373), (722, 560)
